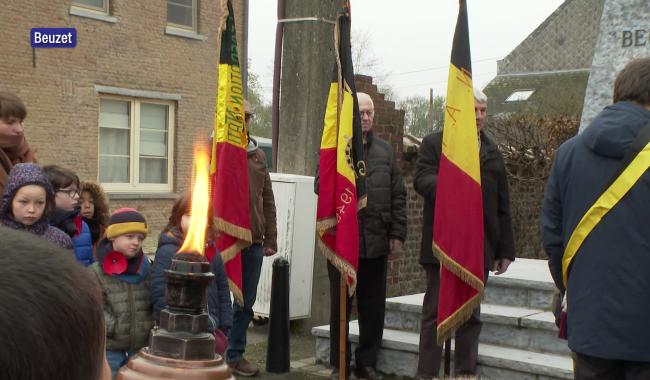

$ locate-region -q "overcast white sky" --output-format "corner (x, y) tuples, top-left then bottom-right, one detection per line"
(248, 0), (566, 102)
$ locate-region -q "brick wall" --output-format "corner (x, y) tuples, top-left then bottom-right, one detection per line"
(497, 0), (604, 74)
(0, 0), (246, 252)
(355, 75), (426, 297)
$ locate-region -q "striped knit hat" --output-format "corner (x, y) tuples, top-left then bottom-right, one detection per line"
(106, 208), (148, 239)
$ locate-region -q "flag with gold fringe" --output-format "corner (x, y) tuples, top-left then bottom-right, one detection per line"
(316, 3), (366, 295)
(433, 0), (485, 344)
(212, 0), (252, 305)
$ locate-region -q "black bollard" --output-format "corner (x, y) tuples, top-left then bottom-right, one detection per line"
(266, 256), (290, 373)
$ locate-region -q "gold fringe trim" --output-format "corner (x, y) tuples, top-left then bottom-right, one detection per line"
(217, 0), (229, 37)
(432, 241), (485, 344)
(436, 292), (483, 345)
(316, 216), (337, 235)
(214, 217), (252, 243)
(432, 241), (484, 291)
(219, 238), (250, 264)
(317, 237), (357, 297)
(228, 278), (244, 306)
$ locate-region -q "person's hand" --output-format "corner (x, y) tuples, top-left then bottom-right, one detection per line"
(492, 258), (512, 275)
(389, 239), (403, 257)
(263, 247), (276, 257)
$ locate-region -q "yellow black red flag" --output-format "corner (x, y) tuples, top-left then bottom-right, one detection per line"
(316, 3), (366, 295)
(212, 0), (252, 305)
(433, 0), (485, 343)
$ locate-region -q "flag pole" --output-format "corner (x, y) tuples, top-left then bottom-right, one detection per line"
(339, 276), (347, 380)
(334, 6), (347, 379)
(444, 338), (451, 376)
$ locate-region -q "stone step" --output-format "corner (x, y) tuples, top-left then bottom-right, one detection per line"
(385, 295), (569, 355)
(312, 321), (573, 379)
(485, 258), (558, 310)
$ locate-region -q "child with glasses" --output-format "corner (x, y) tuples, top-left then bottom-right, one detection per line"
(0, 163), (72, 249)
(43, 165), (95, 266)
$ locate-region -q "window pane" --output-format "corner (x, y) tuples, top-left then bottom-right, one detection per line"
(168, 0), (194, 28)
(99, 128), (130, 155)
(100, 99), (129, 129)
(140, 103), (168, 131)
(99, 99), (130, 184)
(73, 0), (105, 10)
(140, 158), (168, 184)
(140, 131), (168, 157)
(99, 156), (129, 183)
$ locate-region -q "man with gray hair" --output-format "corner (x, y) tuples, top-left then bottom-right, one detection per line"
(413, 88), (515, 378)
(322, 92), (407, 380)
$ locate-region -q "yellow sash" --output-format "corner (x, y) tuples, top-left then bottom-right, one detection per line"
(562, 141), (650, 286)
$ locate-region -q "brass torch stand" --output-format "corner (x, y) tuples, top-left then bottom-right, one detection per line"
(117, 253), (234, 379)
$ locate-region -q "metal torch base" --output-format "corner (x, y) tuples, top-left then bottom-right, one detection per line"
(116, 348), (234, 380)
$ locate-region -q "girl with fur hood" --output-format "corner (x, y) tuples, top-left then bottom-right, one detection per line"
(0, 163), (72, 249)
(80, 181), (110, 249)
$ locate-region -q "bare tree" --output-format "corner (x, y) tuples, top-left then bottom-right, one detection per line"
(398, 94), (445, 137)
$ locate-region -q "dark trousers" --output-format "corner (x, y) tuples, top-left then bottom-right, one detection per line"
(328, 256), (388, 370)
(226, 244), (264, 363)
(575, 352), (650, 380)
(417, 264), (484, 377)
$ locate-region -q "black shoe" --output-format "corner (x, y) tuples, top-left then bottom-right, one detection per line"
(354, 366), (383, 380)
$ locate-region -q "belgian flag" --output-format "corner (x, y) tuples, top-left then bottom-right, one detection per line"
(316, 3), (366, 295)
(212, 0), (252, 305)
(433, 0), (485, 343)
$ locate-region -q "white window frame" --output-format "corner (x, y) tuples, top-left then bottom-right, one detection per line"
(71, 0), (109, 15)
(505, 89), (535, 102)
(98, 96), (175, 193)
(167, 0), (198, 32)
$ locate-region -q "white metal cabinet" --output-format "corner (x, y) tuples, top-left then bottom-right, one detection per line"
(252, 173), (317, 319)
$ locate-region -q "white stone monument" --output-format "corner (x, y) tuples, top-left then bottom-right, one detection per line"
(580, 0), (650, 131)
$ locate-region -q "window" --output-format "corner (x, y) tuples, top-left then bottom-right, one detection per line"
(505, 90), (535, 102)
(167, 0), (197, 31)
(99, 98), (174, 193)
(72, 0), (109, 14)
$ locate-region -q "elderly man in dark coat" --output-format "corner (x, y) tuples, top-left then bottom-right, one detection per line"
(414, 88), (515, 379)
(542, 58), (650, 379)
(320, 92), (407, 380)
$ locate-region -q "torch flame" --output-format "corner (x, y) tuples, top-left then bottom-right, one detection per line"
(178, 145), (211, 255)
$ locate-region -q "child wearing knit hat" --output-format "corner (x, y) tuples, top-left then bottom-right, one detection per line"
(0, 163), (72, 249)
(88, 207), (153, 378)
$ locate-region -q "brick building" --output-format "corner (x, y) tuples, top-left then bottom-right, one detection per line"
(0, 0), (247, 251)
(484, 0), (605, 117)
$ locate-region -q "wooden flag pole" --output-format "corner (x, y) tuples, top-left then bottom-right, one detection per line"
(444, 337), (451, 376)
(339, 275), (347, 380)
(339, 273), (348, 380)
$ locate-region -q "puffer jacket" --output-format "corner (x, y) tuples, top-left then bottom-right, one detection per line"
(359, 132), (407, 258)
(72, 219), (94, 266)
(150, 228), (233, 333)
(90, 240), (153, 351)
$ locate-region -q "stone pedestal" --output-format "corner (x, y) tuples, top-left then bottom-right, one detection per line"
(580, 0), (650, 131)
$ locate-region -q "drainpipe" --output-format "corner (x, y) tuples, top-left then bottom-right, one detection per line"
(271, 0), (285, 172)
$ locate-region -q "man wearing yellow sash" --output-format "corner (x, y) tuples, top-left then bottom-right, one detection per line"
(542, 58), (650, 379)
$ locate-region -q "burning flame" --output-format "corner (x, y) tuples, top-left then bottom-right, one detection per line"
(178, 145), (211, 255)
